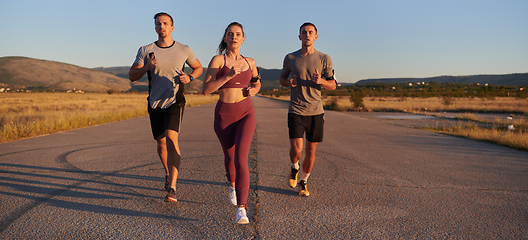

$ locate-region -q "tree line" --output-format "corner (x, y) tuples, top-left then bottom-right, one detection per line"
(262, 82), (528, 99)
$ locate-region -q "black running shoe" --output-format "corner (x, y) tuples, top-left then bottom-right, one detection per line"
(289, 168), (299, 188)
(299, 180), (310, 197)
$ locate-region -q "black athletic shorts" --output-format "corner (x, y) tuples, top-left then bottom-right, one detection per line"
(147, 96), (186, 139)
(287, 113), (324, 142)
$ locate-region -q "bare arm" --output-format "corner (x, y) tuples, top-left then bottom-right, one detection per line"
(312, 69), (336, 90)
(279, 76), (290, 87)
(179, 59), (203, 84)
(321, 79), (337, 90)
(129, 55), (156, 82)
(280, 75), (297, 88)
(129, 63), (148, 82)
(245, 58), (261, 97)
(188, 59), (203, 80)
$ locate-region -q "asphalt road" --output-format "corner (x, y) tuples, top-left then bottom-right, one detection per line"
(1, 96), (527, 239)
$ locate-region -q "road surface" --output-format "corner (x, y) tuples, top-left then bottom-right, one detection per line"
(1, 96), (527, 239)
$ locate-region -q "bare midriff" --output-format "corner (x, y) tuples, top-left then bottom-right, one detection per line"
(218, 88), (247, 103)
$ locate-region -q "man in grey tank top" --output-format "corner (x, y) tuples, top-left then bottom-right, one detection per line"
(129, 12), (203, 202)
(279, 22), (337, 197)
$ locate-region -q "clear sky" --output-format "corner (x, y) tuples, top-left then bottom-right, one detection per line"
(1, 0), (526, 83)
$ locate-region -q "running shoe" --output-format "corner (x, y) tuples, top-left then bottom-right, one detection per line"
(229, 186), (237, 206)
(298, 180), (310, 197)
(164, 175), (170, 191)
(289, 168), (299, 188)
(235, 207), (249, 224)
(164, 187), (177, 202)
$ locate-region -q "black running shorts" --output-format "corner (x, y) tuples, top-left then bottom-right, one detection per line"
(147, 96), (186, 139)
(287, 113), (324, 142)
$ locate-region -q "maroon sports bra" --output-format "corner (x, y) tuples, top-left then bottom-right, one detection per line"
(216, 55), (252, 89)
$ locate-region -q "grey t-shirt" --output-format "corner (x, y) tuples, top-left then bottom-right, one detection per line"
(134, 41), (197, 109)
(280, 49), (334, 116)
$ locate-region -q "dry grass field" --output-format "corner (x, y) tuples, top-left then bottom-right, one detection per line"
(0, 92), (218, 143)
(320, 96), (528, 114)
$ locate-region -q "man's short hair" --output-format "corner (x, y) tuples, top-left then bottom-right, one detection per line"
(154, 12), (173, 26)
(300, 22), (317, 34)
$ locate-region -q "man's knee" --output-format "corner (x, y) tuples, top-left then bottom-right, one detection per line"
(290, 139), (303, 152)
(305, 142), (318, 155)
(156, 137), (166, 150)
(291, 147), (303, 158)
(165, 130), (180, 148)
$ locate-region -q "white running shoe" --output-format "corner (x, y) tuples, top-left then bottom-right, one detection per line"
(235, 207), (249, 224)
(229, 186), (237, 205)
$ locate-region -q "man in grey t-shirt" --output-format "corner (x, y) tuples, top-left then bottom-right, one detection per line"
(129, 12), (203, 202)
(279, 22), (337, 197)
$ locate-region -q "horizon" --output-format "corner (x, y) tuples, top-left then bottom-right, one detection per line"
(1, 0), (527, 83)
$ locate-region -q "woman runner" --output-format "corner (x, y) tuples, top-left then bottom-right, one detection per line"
(202, 22), (261, 224)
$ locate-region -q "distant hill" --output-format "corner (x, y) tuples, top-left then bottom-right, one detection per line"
(94, 66), (151, 92)
(258, 68), (282, 90)
(12, 56), (523, 93)
(0, 56), (284, 93)
(355, 73), (528, 86)
(0, 57), (131, 92)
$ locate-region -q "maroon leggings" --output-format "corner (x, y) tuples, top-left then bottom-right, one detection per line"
(214, 97), (256, 206)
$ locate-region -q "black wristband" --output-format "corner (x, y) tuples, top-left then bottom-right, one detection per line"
(189, 75), (194, 82)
